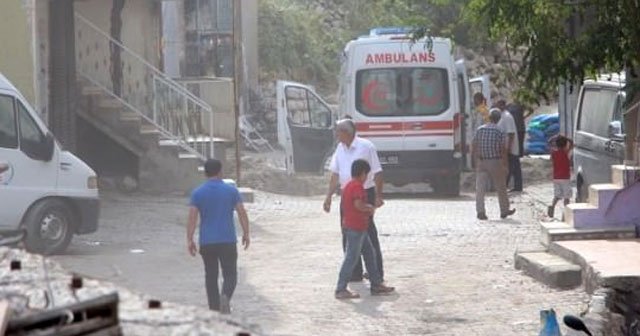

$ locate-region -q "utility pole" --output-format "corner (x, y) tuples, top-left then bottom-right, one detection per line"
(232, 0), (243, 184)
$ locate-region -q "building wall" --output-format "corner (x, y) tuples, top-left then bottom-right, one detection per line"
(0, 0), (35, 105)
(75, 0), (162, 117)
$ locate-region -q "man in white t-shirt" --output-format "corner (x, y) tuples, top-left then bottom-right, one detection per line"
(323, 119), (385, 282)
(496, 100), (522, 192)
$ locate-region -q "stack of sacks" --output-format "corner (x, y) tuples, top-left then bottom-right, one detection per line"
(525, 114), (559, 154)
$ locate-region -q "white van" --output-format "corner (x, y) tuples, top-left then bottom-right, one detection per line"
(0, 73), (99, 254)
(573, 73), (626, 201)
(277, 27), (489, 196)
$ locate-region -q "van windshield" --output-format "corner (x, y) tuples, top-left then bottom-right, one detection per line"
(355, 68), (449, 116)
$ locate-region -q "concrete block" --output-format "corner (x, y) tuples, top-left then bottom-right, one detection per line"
(515, 251), (582, 289)
(611, 165), (640, 188)
(565, 203), (600, 228)
(588, 184), (620, 209)
(541, 221), (636, 246)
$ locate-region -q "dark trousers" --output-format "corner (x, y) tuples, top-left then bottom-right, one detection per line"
(340, 187), (384, 281)
(507, 154), (523, 191)
(200, 243), (238, 311)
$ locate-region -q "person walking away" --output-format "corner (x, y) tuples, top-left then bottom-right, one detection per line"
(335, 159), (395, 299)
(507, 102), (527, 191)
(547, 136), (574, 218)
(472, 109), (516, 220)
(496, 100), (523, 192)
(324, 119), (385, 282)
(187, 159), (250, 314)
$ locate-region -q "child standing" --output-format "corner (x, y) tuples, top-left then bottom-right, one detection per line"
(548, 136), (574, 218)
(335, 159), (394, 299)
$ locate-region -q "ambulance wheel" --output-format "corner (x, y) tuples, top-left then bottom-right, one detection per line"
(23, 199), (75, 255)
(434, 174), (460, 197)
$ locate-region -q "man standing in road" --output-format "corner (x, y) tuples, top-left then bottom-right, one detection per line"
(496, 100), (523, 192)
(187, 159), (250, 314)
(324, 119), (385, 282)
(472, 109), (516, 220)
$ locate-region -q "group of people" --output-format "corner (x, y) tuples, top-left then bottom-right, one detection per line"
(185, 118), (394, 313)
(472, 93), (574, 220)
(471, 94), (527, 219)
(185, 100), (572, 312)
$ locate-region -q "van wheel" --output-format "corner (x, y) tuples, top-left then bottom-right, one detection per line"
(576, 175), (588, 203)
(23, 199), (75, 255)
(434, 174), (461, 197)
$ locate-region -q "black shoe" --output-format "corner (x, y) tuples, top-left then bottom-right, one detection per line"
(500, 209), (516, 219)
(371, 284), (395, 296)
(477, 213), (488, 220)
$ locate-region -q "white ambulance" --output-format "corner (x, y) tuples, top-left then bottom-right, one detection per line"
(0, 73), (99, 254)
(277, 27), (489, 195)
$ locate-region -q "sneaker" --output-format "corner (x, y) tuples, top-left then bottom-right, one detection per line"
(335, 289), (360, 300)
(371, 284), (395, 296)
(219, 294), (231, 314)
(500, 209), (516, 219)
(477, 212), (488, 220)
(547, 206), (555, 218)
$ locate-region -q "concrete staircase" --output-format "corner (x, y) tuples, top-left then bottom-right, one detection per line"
(540, 165), (640, 246)
(516, 165), (640, 289)
(77, 83), (207, 193)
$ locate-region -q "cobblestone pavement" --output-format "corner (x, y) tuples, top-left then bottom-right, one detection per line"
(54, 183), (589, 335)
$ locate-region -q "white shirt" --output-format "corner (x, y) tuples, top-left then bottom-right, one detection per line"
(497, 111), (520, 156)
(329, 136), (383, 190)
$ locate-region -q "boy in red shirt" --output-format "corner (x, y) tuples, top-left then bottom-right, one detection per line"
(547, 136), (573, 218)
(335, 159), (395, 299)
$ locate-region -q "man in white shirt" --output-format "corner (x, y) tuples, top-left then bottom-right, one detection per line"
(323, 119), (385, 282)
(496, 100), (522, 192)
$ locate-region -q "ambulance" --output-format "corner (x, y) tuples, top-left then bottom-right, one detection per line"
(277, 27), (489, 195)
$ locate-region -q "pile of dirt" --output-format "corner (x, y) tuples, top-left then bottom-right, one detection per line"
(232, 154), (328, 196)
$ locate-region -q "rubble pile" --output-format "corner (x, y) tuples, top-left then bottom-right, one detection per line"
(0, 247), (261, 335)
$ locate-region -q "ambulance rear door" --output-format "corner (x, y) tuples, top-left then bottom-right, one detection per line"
(276, 81), (335, 174)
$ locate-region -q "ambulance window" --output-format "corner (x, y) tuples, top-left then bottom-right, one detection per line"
(0, 95), (18, 149)
(18, 101), (46, 153)
(285, 86), (311, 126)
(308, 93), (332, 128)
(577, 88), (617, 137)
(356, 68), (449, 116)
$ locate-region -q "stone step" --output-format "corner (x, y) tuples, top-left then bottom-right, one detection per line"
(81, 86), (104, 96)
(514, 250), (581, 289)
(540, 221), (636, 246)
(565, 203), (599, 228)
(119, 112), (142, 122)
(611, 164), (640, 188)
(98, 97), (122, 109)
(139, 124), (162, 135)
(588, 183), (620, 209)
(178, 152), (200, 160)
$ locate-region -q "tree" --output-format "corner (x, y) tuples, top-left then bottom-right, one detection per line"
(463, 0), (640, 105)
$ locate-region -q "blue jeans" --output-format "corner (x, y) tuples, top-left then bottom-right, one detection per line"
(336, 228), (383, 292)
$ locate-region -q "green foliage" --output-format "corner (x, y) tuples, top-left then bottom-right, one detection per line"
(464, 0), (640, 105)
(258, 0), (473, 90)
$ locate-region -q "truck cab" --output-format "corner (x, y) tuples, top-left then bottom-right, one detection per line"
(0, 73), (99, 254)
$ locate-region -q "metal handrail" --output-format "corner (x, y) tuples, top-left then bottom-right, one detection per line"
(74, 13), (216, 159)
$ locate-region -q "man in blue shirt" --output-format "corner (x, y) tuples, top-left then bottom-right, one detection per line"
(187, 159), (250, 314)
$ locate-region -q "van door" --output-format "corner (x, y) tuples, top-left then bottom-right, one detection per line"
(0, 93), (58, 230)
(276, 81), (335, 174)
(574, 87), (622, 193)
(455, 60), (472, 170)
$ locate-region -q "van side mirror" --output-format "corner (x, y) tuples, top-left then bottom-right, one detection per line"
(608, 121), (625, 141)
(26, 133), (55, 162)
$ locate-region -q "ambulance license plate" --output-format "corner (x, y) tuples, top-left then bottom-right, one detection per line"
(380, 155), (399, 165)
